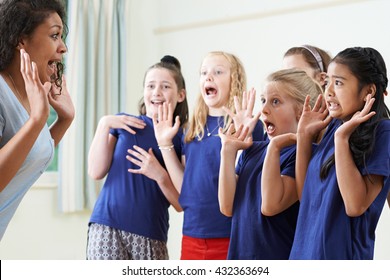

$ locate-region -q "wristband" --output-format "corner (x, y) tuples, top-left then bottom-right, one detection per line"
(158, 145), (174, 151)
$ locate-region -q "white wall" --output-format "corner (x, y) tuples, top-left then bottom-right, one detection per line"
(1, 0), (389, 260)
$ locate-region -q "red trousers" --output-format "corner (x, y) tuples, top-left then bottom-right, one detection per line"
(180, 235), (230, 260)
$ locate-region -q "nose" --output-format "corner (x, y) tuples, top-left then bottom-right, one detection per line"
(205, 72), (213, 81)
(152, 86), (161, 96)
(260, 102), (270, 115)
(325, 81), (334, 97)
(59, 39), (67, 54)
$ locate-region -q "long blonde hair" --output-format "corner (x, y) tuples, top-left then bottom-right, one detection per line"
(185, 51), (247, 142)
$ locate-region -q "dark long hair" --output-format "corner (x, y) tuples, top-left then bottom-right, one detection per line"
(0, 0), (68, 89)
(320, 47), (390, 179)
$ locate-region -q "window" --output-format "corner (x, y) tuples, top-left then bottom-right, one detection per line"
(46, 108), (58, 171)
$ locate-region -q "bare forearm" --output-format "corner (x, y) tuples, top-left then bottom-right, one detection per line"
(335, 136), (371, 216)
(160, 149), (184, 193)
(262, 143), (298, 215)
(261, 146), (284, 215)
(156, 170), (182, 212)
(218, 147), (238, 217)
(296, 133), (313, 199)
(49, 116), (74, 146)
(88, 122), (115, 180)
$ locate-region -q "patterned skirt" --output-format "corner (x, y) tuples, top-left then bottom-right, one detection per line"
(86, 223), (169, 260)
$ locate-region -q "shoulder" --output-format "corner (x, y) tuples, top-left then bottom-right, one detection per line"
(0, 80), (13, 116)
(252, 120), (267, 141)
(377, 119), (390, 131)
(281, 144), (296, 155)
(242, 140), (269, 158)
(115, 112), (140, 119)
(373, 119), (390, 145)
(0, 78), (9, 101)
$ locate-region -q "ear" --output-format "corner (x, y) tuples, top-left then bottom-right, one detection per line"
(317, 72), (327, 87)
(364, 84), (376, 100)
(296, 107), (303, 122)
(17, 37), (26, 50)
(177, 88), (186, 103)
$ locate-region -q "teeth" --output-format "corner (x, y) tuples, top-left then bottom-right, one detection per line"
(328, 102), (339, 110)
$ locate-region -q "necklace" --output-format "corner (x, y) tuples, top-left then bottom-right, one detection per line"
(206, 117), (222, 137)
(7, 72), (22, 98)
(6, 72), (29, 112)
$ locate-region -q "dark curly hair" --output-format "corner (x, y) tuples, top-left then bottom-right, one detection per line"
(320, 47), (390, 179)
(0, 0), (68, 89)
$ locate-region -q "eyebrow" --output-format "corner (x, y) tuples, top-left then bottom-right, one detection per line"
(147, 80), (173, 84)
(50, 24), (63, 30)
(201, 65), (228, 69)
(260, 93), (282, 99)
(213, 65), (228, 68)
(326, 75), (347, 80)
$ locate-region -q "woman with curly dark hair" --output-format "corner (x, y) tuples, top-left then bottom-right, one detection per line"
(0, 0), (74, 240)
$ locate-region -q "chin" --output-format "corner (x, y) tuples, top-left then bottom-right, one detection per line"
(266, 133), (274, 139)
(328, 112), (340, 119)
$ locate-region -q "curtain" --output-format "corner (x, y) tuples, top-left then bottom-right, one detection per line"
(58, 0), (127, 212)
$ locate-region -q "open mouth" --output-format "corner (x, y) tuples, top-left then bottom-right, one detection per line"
(205, 86), (217, 96)
(327, 101), (340, 111)
(151, 100), (164, 106)
(263, 120), (276, 135)
(48, 61), (58, 81)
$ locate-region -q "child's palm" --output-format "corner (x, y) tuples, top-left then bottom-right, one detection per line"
(153, 103), (180, 145)
(298, 95), (331, 139)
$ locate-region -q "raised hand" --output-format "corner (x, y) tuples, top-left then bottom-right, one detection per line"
(153, 102), (180, 146)
(223, 88), (261, 136)
(48, 73), (75, 123)
(297, 94), (332, 141)
(269, 133), (297, 151)
(335, 94), (376, 139)
(219, 123), (253, 152)
(99, 114), (146, 135)
(127, 145), (166, 182)
(20, 49), (51, 124)
(126, 145), (182, 211)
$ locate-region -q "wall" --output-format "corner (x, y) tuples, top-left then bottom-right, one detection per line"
(145, 0), (390, 260)
(1, 0), (389, 260)
(0, 183), (90, 259)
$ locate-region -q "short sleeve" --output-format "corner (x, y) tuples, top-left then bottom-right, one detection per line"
(361, 120), (390, 177)
(109, 112), (137, 138)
